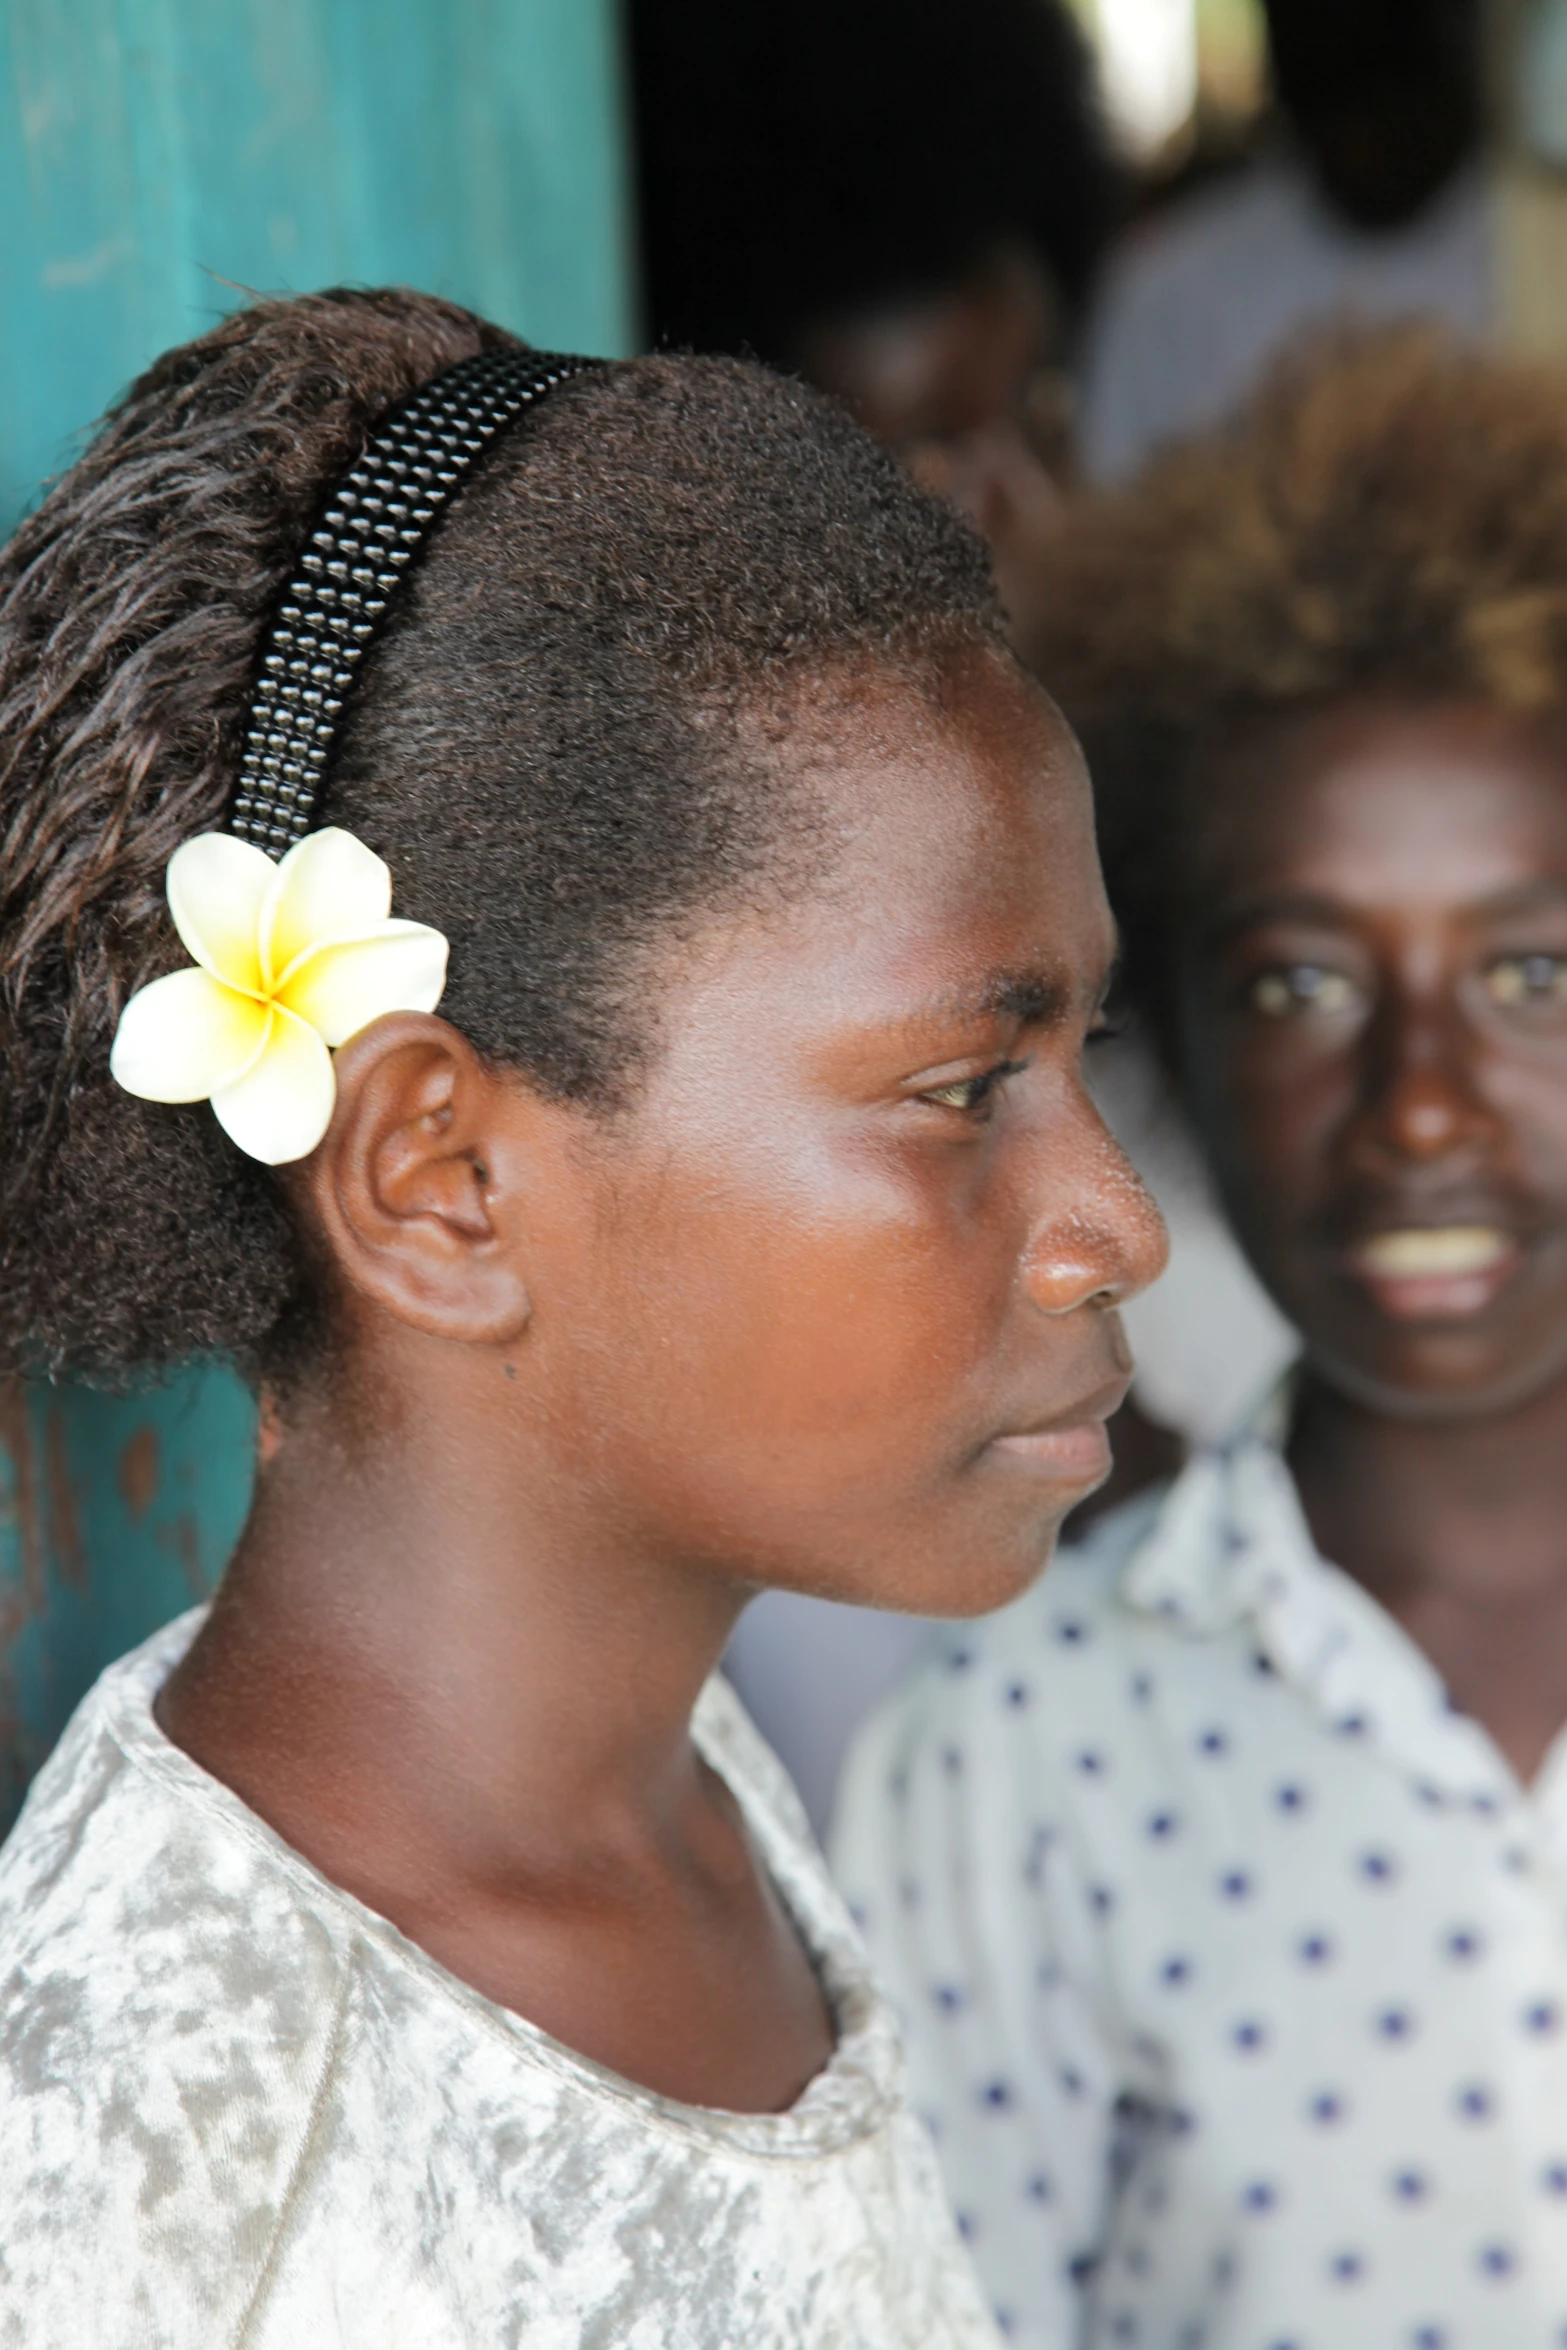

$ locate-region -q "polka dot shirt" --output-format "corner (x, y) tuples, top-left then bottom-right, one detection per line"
(832, 1414), (1567, 2350)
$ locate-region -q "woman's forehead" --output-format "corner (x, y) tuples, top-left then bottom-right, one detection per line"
(1191, 699), (1567, 911)
(649, 673), (1109, 1052)
(805, 662), (1089, 901)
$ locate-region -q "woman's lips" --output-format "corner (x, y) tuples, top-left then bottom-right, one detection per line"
(1343, 1224), (1524, 1321)
(988, 1373), (1129, 1483)
(990, 1419), (1113, 1481)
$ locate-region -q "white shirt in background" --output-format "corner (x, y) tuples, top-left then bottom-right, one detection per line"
(834, 1408), (1567, 2350)
(1080, 153), (1494, 484)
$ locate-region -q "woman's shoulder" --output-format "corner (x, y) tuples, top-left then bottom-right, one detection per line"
(0, 1632), (994, 2349)
(0, 1608), (354, 1984)
(0, 1615), (360, 2345)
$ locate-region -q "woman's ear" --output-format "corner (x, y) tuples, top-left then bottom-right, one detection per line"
(296, 1012), (534, 1345)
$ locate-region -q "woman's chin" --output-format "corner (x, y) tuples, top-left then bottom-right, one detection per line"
(831, 1514), (1077, 1623)
(1302, 1321), (1567, 1425)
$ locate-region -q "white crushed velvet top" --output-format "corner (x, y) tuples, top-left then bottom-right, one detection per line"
(0, 1609), (999, 2349)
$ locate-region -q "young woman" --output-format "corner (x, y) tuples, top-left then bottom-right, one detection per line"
(836, 327), (1567, 2350)
(0, 288), (1163, 2344)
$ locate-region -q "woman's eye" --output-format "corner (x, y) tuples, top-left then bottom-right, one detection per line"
(1485, 953), (1567, 1009)
(920, 1058), (1027, 1115)
(1248, 965), (1361, 1019)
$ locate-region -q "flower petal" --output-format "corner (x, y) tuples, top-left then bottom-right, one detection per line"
(211, 1005), (336, 1165)
(110, 968), (272, 1103)
(261, 827), (392, 991)
(276, 921), (449, 1046)
(166, 834), (274, 997)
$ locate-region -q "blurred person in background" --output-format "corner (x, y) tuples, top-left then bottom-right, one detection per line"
(632, 0), (1128, 1830)
(1068, 0), (1493, 1576)
(632, 0), (1114, 670)
(1082, 0), (1489, 481)
(838, 327), (1567, 2348)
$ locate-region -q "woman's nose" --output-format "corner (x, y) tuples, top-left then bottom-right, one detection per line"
(1021, 1137), (1169, 1316)
(1383, 1066), (1484, 1158)
(1354, 1004), (1501, 1168)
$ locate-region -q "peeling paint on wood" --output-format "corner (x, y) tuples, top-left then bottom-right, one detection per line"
(0, 1372), (258, 1826)
(116, 1427), (159, 1523)
(42, 1407), (86, 1590)
(0, 1381), (44, 1616)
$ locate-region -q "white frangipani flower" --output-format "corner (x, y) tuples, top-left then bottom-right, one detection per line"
(111, 827), (448, 1166)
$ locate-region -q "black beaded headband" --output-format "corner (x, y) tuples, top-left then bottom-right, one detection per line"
(230, 347), (596, 854)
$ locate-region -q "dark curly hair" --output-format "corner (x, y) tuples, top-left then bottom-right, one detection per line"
(630, 0), (1114, 364)
(0, 287), (1002, 1386)
(1025, 324), (1567, 1041)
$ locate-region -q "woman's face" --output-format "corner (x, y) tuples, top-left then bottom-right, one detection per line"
(1176, 698), (1567, 1421)
(520, 649), (1166, 1618)
(798, 244), (1069, 646)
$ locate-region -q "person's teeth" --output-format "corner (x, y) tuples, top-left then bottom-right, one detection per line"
(1356, 1226), (1513, 1279)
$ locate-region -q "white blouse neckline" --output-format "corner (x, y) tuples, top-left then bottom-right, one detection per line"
(104, 1606), (902, 2162)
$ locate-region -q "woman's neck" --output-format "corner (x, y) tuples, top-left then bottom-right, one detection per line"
(1288, 1365), (1567, 1783)
(153, 1344), (835, 2113)
(163, 1369), (748, 1881)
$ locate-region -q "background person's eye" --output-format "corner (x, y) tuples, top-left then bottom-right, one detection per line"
(1248, 964), (1362, 1019)
(1484, 952), (1567, 1009)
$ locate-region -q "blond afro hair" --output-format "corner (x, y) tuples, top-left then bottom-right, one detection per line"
(1030, 325), (1567, 1026)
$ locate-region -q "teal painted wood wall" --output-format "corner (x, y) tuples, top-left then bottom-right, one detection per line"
(0, 1372), (261, 1822)
(0, 0), (632, 1826)
(1, 0), (633, 516)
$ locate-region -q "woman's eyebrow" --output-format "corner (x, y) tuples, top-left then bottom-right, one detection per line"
(1471, 878), (1567, 921)
(1208, 879), (1567, 941)
(1204, 891), (1356, 942)
(934, 969), (1069, 1026)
